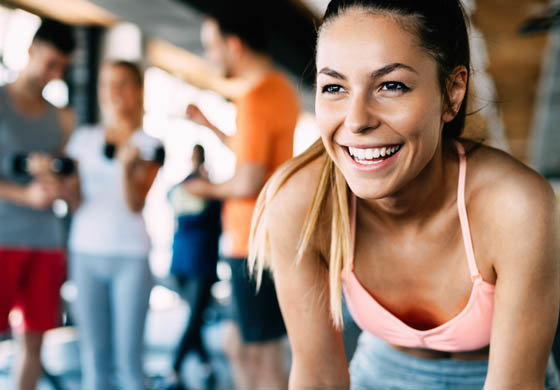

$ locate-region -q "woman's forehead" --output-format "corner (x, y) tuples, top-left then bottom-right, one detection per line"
(100, 65), (136, 81)
(316, 10), (427, 72)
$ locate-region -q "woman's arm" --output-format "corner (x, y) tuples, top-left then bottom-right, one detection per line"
(119, 144), (160, 213)
(483, 172), (559, 389)
(265, 159), (349, 389)
(57, 169), (82, 213)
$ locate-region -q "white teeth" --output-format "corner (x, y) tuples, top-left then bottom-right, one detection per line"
(348, 145), (401, 162)
(348, 144), (402, 165)
(355, 159), (382, 165)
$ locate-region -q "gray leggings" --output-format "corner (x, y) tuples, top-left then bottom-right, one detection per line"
(70, 252), (152, 390)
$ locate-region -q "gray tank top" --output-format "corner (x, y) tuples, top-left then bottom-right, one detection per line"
(0, 85), (65, 248)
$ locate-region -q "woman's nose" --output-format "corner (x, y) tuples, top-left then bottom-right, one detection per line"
(344, 93), (380, 134)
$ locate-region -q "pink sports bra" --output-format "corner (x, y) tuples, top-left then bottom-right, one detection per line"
(342, 141), (495, 352)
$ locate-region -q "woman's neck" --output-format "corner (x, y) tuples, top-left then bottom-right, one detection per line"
(360, 141), (457, 229)
(105, 116), (141, 144)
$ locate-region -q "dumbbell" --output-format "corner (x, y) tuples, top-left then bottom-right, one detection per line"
(4, 153), (76, 176)
(103, 142), (165, 164)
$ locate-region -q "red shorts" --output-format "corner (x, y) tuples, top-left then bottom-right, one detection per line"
(0, 248), (66, 333)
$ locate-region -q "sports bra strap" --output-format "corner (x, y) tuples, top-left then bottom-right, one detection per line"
(454, 141), (481, 280)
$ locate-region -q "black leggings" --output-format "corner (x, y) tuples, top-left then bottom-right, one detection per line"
(172, 275), (215, 372)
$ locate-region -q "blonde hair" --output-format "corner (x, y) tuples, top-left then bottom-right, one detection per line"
(248, 139), (353, 328)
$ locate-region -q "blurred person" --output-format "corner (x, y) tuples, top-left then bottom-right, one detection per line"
(163, 144), (221, 390)
(0, 18), (77, 390)
(65, 60), (163, 390)
(183, 7), (300, 390)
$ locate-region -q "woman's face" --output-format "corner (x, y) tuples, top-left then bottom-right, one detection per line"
(315, 9), (449, 199)
(99, 64), (143, 119)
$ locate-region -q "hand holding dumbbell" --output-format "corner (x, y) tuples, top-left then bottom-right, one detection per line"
(103, 139), (165, 165)
(25, 153), (53, 176)
(6, 152), (76, 177)
(117, 142), (142, 167)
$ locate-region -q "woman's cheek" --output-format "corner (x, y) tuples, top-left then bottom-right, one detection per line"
(316, 102), (340, 136)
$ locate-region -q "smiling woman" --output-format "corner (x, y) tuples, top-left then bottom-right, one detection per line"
(249, 1), (560, 389)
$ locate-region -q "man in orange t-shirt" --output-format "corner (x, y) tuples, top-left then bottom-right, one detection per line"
(183, 15), (300, 390)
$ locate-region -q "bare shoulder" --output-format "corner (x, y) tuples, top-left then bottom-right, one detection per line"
(465, 142), (556, 218)
(464, 142), (558, 269)
(264, 152), (327, 255)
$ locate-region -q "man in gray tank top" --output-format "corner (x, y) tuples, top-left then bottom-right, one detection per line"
(0, 18), (78, 390)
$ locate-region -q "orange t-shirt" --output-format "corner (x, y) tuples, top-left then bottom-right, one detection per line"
(222, 72), (300, 258)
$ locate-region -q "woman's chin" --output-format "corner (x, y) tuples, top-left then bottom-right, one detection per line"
(347, 182), (391, 201)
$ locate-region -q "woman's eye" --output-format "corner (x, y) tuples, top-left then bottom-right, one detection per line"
(321, 84), (345, 94)
(380, 82), (410, 93)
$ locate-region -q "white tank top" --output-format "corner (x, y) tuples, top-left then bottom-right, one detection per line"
(66, 124), (160, 257)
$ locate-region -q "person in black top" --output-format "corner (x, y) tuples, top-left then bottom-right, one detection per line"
(165, 144), (221, 389)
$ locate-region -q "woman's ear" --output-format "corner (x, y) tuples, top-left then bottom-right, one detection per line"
(442, 65), (468, 123)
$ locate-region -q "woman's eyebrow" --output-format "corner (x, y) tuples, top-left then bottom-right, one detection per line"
(371, 63), (417, 79)
(317, 67), (346, 80)
(318, 63), (417, 81)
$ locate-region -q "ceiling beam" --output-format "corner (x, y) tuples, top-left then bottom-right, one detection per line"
(0, 0), (117, 25)
(146, 38), (251, 100)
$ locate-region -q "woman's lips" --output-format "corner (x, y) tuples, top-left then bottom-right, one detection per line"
(342, 144), (403, 171)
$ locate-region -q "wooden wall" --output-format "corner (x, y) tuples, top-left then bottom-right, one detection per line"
(473, 0), (549, 162)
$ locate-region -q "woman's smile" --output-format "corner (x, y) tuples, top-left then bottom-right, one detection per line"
(341, 143), (403, 171)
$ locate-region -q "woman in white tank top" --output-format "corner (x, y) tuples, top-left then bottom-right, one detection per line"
(65, 60), (163, 390)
